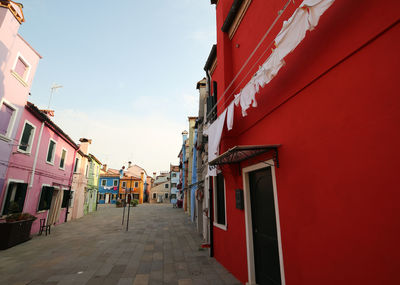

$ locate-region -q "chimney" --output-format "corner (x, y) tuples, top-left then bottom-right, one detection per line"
(102, 164), (107, 172)
(128, 161), (132, 168)
(79, 138), (92, 155)
(182, 130), (188, 143)
(153, 172), (157, 179)
(140, 171), (144, 181)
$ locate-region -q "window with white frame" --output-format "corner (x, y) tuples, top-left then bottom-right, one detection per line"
(0, 100), (17, 139)
(59, 148), (67, 169)
(134, 181), (139, 188)
(12, 55), (30, 83)
(1, 182), (28, 215)
(214, 173), (226, 226)
(152, 193), (157, 199)
(101, 179), (107, 186)
(18, 121), (36, 154)
(164, 183), (169, 188)
(113, 180), (118, 187)
(74, 157), (79, 173)
(122, 181), (127, 188)
(85, 164), (89, 178)
(165, 193), (169, 199)
(46, 139), (56, 164)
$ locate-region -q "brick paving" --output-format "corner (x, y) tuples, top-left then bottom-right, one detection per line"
(0, 204), (241, 285)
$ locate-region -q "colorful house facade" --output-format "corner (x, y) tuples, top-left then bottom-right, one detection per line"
(204, 0), (400, 284)
(170, 165), (179, 205)
(0, 102), (78, 234)
(118, 174), (142, 202)
(98, 166), (119, 204)
(149, 172), (170, 204)
(69, 146), (88, 221)
(0, 2), (41, 201)
(84, 153), (101, 214)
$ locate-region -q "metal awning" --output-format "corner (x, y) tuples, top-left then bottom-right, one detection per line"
(209, 145), (280, 167)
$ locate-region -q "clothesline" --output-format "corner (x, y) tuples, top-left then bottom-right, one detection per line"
(205, 0), (335, 176)
(206, 0), (294, 122)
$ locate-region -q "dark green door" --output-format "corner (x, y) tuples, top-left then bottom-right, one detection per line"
(249, 167), (281, 285)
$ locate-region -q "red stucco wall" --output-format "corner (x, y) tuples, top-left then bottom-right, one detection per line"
(212, 0), (400, 284)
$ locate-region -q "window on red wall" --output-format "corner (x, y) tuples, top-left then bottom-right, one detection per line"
(214, 173), (226, 226)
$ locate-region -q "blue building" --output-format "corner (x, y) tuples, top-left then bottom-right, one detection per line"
(98, 168), (120, 204)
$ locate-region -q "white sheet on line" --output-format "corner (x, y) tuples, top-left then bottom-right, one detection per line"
(207, 109), (227, 176)
(226, 101), (234, 131)
(214, 0), (335, 128)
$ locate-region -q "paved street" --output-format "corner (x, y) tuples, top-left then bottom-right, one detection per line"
(0, 204), (240, 285)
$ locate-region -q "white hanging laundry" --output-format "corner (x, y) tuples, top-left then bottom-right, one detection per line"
(226, 101), (235, 131)
(239, 82), (257, 117)
(234, 93), (241, 106)
(252, 66), (269, 93)
(302, 0), (335, 30)
(275, 7), (310, 61)
(262, 49), (286, 83)
(207, 109), (227, 176)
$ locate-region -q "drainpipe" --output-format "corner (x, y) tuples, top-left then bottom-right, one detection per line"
(209, 176), (214, 257)
(23, 122), (44, 212)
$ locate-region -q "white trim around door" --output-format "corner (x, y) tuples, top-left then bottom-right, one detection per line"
(242, 160), (286, 285)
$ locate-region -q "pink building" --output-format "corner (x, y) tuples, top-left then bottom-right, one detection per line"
(0, 102), (79, 234)
(0, 1), (41, 201)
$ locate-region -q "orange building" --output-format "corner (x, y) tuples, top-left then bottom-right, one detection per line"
(118, 173), (144, 204)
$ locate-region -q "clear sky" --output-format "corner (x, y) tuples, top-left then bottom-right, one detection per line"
(18, 0), (216, 174)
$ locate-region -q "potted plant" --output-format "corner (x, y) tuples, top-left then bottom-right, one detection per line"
(130, 199), (139, 207)
(116, 200), (123, 208)
(0, 203), (37, 250)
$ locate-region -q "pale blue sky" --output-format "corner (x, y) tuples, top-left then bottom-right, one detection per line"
(18, 0), (216, 173)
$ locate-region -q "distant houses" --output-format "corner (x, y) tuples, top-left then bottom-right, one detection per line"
(98, 166), (119, 204)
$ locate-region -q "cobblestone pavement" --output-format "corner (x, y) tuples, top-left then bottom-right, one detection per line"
(0, 204), (241, 285)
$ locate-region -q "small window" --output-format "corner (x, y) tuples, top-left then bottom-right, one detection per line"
(214, 173), (226, 226)
(85, 164), (89, 178)
(61, 190), (71, 208)
(18, 121), (35, 153)
(134, 181), (139, 188)
(74, 158), (79, 173)
(13, 57), (29, 80)
(113, 180), (118, 187)
(46, 139), (56, 163)
(164, 183), (169, 189)
(0, 101), (16, 138)
(1, 182), (28, 215)
(38, 186), (54, 211)
(165, 193), (169, 199)
(152, 193), (157, 199)
(59, 148), (67, 169)
(122, 181), (127, 188)
(101, 179), (107, 186)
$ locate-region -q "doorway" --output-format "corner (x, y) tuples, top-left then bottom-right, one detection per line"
(243, 161), (285, 285)
(48, 188), (62, 225)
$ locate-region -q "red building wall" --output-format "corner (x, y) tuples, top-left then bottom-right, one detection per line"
(212, 0), (400, 284)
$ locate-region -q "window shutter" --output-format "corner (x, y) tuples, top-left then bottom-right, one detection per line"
(2, 182), (16, 215)
(0, 103), (13, 135)
(19, 123), (33, 151)
(16, 183), (28, 212)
